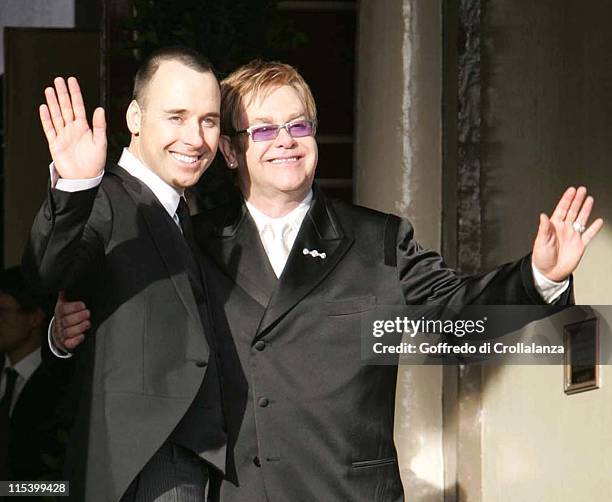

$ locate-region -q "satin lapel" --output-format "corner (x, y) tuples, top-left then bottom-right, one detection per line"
(110, 166), (201, 325)
(198, 202), (277, 309)
(257, 190), (354, 337)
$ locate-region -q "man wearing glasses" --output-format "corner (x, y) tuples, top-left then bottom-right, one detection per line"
(50, 59), (601, 501)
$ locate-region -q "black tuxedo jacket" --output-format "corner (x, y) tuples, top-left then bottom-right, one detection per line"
(22, 166), (222, 501)
(194, 187), (565, 502)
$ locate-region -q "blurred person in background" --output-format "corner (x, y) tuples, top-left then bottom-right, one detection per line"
(0, 266), (74, 485)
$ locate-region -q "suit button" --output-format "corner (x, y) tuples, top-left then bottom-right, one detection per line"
(253, 456), (261, 467)
(258, 397), (269, 408)
(254, 341), (266, 351)
(195, 360), (207, 367)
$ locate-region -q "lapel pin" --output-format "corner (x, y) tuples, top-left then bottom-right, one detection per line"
(303, 248), (326, 259)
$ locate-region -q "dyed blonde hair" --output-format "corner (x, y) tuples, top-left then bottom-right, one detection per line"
(220, 60), (317, 140)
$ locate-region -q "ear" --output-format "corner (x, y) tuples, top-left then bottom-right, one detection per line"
(126, 100), (142, 135)
(219, 135), (239, 170)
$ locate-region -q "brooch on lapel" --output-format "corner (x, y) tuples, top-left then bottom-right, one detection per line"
(303, 248), (327, 259)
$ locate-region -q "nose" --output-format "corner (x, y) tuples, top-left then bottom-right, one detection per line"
(182, 121), (205, 149)
(273, 125), (297, 148)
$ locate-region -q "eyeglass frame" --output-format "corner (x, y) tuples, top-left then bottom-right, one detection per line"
(232, 119), (317, 142)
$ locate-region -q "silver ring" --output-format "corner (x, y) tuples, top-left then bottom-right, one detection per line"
(572, 221), (586, 234)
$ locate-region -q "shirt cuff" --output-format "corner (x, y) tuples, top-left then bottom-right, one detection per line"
(49, 162), (104, 192)
(47, 316), (73, 359)
(532, 264), (570, 303)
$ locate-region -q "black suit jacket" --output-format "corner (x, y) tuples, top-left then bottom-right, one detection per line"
(22, 166), (220, 501)
(193, 187), (566, 502)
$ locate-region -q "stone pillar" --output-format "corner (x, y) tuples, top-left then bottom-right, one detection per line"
(356, 1), (444, 499)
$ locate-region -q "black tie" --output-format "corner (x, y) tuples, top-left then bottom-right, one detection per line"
(176, 197), (205, 305)
(176, 197), (196, 249)
(0, 368), (18, 417)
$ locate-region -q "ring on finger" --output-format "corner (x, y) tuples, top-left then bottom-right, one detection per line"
(572, 221), (586, 234)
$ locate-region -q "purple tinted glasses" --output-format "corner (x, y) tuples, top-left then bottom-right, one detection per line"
(235, 119), (316, 142)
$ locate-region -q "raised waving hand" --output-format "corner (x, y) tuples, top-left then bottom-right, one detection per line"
(39, 76), (107, 179)
(532, 186), (603, 282)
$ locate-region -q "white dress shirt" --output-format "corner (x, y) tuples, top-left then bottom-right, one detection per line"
(1, 348), (41, 416)
(245, 191), (313, 277)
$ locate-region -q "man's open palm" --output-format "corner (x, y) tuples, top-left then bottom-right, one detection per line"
(532, 186), (603, 282)
(39, 76), (106, 179)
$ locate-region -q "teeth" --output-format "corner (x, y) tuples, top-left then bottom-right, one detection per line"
(171, 152), (200, 164)
(270, 157), (299, 164)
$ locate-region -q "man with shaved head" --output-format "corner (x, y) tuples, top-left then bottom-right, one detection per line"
(23, 47), (226, 501)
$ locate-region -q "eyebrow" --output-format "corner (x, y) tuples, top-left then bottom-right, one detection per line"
(163, 109), (220, 118)
(251, 112), (306, 124)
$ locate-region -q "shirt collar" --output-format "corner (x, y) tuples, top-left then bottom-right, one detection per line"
(245, 190), (313, 234)
(118, 148), (183, 218)
(4, 348), (41, 382)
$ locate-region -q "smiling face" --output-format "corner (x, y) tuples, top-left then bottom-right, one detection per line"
(221, 85), (318, 214)
(127, 59), (221, 190)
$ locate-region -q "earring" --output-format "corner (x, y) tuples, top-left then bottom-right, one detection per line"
(228, 161), (236, 168)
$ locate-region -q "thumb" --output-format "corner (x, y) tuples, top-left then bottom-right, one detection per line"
(536, 213), (553, 243)
(92, 107), (107, 145)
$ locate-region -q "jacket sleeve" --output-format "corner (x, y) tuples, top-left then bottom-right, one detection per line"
(395, 217), (573, 306)
(21, 184), (111, 293)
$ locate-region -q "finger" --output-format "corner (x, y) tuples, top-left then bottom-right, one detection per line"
(67, 76), (87, 120)
(54, 76), (75, 123)
(550, 187), (576, 222)
(63, 334), (85, 350)
(39, 104), (57, 143)
(45, 85), (65, 132)
(60, 309), (91, 328)
(575, 195), (594, 226)
(63, 320), (91, 338)
(92, 107), (107, 145)
(565, 186), (587, 224)
(51, 322), (69, 350)
(581, 218), (604, 246)
(58, 301), (88, 316)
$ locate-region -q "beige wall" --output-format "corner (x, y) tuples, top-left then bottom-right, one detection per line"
(480, 0), (612, 304)
(482, 307), (612, 500)
(479, 1), (612, 500)
(356, 1), (444, 499)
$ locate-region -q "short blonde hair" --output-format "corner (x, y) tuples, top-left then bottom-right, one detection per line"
(220, 60), (317, 137)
